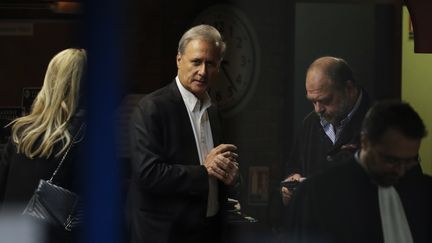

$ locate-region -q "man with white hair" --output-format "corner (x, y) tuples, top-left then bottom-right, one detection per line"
(127, 25), (239, 243)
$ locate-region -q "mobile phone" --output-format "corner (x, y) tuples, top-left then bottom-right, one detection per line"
(280, 180), (300, 190)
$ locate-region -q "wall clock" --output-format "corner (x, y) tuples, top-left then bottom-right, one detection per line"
(194, 4), (260, 117)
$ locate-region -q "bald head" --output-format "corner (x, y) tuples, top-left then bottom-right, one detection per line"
(305, 56), (359, 124)
(307, 56), (356, 91)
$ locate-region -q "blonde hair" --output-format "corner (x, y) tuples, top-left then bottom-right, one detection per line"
(10, 48), (87, 159)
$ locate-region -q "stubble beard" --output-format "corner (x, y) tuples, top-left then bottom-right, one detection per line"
(319, 95), (352, 125)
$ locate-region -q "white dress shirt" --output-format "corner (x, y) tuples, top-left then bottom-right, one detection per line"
(176, 77), (219, 217)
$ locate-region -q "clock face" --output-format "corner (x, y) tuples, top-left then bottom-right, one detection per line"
(194, 5), (260, 116)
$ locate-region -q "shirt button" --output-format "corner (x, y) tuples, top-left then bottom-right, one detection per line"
(326, 155), (333, 162)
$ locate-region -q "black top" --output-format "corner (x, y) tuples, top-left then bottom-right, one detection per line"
(282, 157), (432, 243)
(0, 112), (85, 210)
(286, 90), (371, 177)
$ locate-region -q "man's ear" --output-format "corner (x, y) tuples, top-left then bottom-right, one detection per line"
(176, 53), (181, 68)
(217, 59), (223, 73)
(345, 80), (355, 92)
(360, 132), (369, 150)
(345, 80), (358, 101)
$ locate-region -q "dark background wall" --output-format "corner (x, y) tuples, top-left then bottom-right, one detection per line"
(0, 0), (402, 238)
(0, 17), (81, 106)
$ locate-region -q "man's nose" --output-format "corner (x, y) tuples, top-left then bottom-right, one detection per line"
(314, 102), (324, 113)
(198, 63), (207, 76)
(393, 164), (406, 178)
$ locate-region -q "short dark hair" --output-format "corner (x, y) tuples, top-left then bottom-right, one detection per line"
(361, 100), (427, 143)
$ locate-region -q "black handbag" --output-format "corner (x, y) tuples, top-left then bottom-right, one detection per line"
(23, 124), (85, 231)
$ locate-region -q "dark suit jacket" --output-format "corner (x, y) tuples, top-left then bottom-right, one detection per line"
(286, 90), (371, 177)
(127, 81), (226, 243)
(282, 157), (432, 243)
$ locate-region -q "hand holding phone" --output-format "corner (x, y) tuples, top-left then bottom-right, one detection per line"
(280, 180), (301, 190)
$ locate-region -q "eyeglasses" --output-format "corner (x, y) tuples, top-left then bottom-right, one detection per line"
(376, 151), (420, 169)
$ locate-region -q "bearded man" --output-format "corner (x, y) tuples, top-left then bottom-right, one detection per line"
(281, 56), (371, 205)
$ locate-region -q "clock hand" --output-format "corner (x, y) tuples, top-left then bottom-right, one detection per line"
(221, 61), (238, 92)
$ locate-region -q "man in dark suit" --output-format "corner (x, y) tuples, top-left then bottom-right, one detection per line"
(127, 25), (239, 243)
(281, 57), (371, 205)
(281, 101), (432, 243)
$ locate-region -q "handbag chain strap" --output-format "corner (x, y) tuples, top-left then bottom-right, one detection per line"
(48, 123), (86, 183)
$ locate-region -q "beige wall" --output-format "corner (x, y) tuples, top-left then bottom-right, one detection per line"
(402, 7), (432, 175)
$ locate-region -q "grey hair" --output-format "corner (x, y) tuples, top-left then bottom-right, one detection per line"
(178, 24), (226, 60)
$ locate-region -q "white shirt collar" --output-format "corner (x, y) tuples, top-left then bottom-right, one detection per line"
(176, 77), (211, 112)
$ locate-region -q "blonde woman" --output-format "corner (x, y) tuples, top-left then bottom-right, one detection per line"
(0, 48), (86, 242)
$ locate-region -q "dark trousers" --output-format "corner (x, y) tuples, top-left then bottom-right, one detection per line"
(169, 214), (222, 243)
